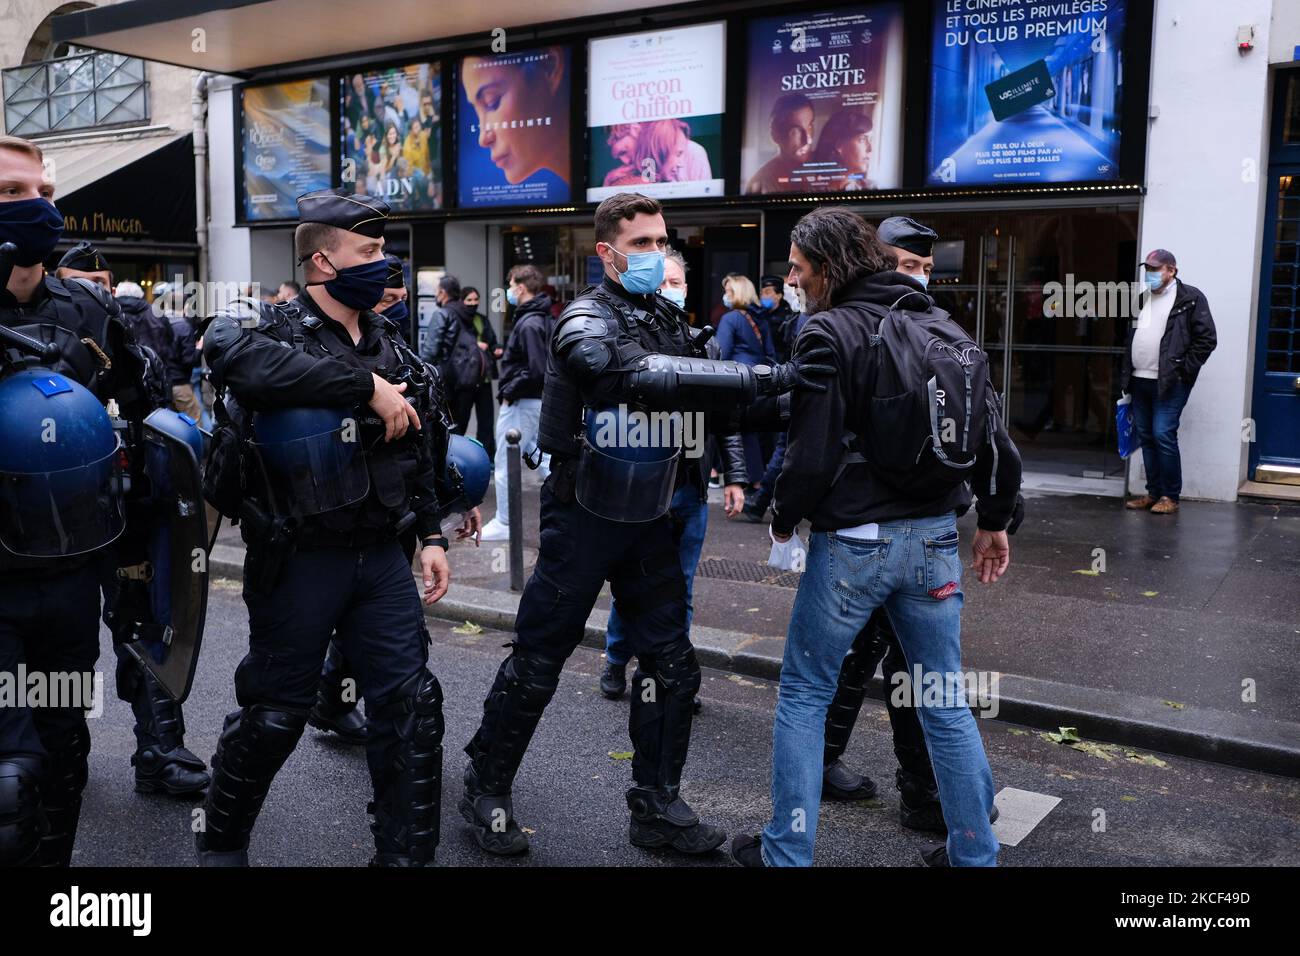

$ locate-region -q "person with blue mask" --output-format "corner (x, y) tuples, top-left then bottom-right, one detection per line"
(598, 248), (748, 701)
(1121, 249), (1217, 515)
(717, 274), (778, 488)
(459, 192), (833, 859)
(878, 216), (939, 290)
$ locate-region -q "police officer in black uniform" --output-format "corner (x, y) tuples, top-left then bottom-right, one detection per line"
(52, 239), (210, 797)
(460, 192), (833, 857)
(306, 254), (475, 747)
(0, 135), (170, 865)
(196, 189), (452, 866)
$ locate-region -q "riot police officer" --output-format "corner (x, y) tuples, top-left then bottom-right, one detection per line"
(53, 239), (210, 797)
(0, 134), (184, 866)
(306, 253), (480, 747)
(196, 189), (453, 867)
(460, 192), (833, 857)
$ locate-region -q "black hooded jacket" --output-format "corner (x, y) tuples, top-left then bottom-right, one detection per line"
(771, 271), (1023, 536)
(116, 295), (180, 382)
(497, 292), (554, 402)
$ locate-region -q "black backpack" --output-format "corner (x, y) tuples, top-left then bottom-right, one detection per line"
(841, 296), (1000, 499)
(446, 319), (486, 391)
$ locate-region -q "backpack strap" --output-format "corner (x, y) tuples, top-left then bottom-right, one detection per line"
(830, 429), (868, 488)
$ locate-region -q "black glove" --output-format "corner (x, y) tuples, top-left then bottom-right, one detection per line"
(754, 346), (835, 397)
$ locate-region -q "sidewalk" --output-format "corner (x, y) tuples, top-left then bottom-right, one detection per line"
(210, 474), (1300, 777)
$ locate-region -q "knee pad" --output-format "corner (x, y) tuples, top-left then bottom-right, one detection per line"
(0, 755), (44, 866)
(636, 641), (701, 702)
(376, 670), (445, 748)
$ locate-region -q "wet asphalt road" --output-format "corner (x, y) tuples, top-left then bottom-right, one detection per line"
(72, 578), (1300, 867)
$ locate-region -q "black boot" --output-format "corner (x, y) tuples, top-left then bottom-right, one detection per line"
(626, 643), (724, 856)
(196, 706), (306, 866)
(35, 726), (91, 867)
(897, 769), (999, 835)
(599, 661), (627, 700)
(309, 638), (367, 745)
(460, 649), (563, 856)
(368, 671), (443, 866)
(121, 652), (210, 796)
(132, 672), (209, 796)
(821, 759), (879, 801)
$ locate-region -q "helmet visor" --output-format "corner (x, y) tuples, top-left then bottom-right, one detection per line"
(250, 427), (370, 517)
(0, 443), (126, 557)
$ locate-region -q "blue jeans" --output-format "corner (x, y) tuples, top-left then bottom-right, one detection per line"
(1129, 376), (1190, 501)
(490, 397), (550, 528)
(605, 484), (708, 666)
(762, 514), (998, 867)
(752, 432), (788, 510)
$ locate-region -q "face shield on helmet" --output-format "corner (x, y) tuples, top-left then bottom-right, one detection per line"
(0, 370), (126, 557)
(249, 406), (370, 517)
(575, 404), (681, 523)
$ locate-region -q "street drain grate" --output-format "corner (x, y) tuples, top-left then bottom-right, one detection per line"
(694, 557), (801, 590)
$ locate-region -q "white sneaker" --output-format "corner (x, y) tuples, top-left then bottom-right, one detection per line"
(479, 517), (510, 541)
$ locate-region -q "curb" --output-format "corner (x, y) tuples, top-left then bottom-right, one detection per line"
(209, 545), (1300, 779)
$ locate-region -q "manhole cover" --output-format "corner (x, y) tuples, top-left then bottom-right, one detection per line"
(695, 556), (801, 589)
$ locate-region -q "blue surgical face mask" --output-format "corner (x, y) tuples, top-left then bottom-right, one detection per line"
(909, 272), (930, 289)
(722, 293), (734, 309)
(506, 286), (519, 307)
(315, 254), (388, 311)
(0, 197), (64, 267)
(382, 298), (409, 326)
(608, 244), (665, 294)
(1144, 270), (1164, 292)
(760, 294), (776, 309)
(659, 286), (686, 309)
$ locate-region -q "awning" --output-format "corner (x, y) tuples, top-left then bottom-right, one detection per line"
(52, 131), (197, 245)
(51, 0), (659, 75)
(42, 127), (186, 199)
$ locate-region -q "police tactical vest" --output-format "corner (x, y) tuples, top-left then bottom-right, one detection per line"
(537, 283), (699, 458)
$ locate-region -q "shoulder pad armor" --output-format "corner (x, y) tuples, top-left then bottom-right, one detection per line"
(553, 313), (612, 353)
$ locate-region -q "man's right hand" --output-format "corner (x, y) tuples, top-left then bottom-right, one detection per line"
(369, 374), (421, 442)
(971, 529), (1010, 584)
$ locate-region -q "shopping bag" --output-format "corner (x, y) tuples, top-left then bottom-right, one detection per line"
(1116, 394), (1135, 459)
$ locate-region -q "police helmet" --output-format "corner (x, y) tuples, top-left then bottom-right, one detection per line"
(0, 369), (125, 556)
(437, 434), (491, 520)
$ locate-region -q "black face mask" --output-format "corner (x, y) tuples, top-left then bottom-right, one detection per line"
(382, 299), (409, 326)
(0, 197), (64, 267)
(309, 254), (388, 311)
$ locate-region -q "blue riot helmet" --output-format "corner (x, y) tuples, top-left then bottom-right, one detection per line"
(0, 368), (125, 556)
(575, 403), (681, 522)
(436, 434), (491, 521)
(249, 406), (369, 516)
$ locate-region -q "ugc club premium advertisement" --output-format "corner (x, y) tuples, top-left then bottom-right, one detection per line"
(741, 4), (904, 195)
(457, 46), (572, 208)
(927, 0), (1127, 186)
(587, 22), (727, 202)
(341, 62), (444, 211)
(240, 78), (332, 221)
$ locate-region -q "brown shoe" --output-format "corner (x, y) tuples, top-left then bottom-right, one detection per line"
(1150, 496), (1180, 514)
(1125, 495), (1156, 510)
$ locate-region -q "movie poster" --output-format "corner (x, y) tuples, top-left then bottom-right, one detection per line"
(927, 0), (1127, 186)
(741, 5), (904, 195)
(587, 22), (726, 202)
(340, 62), (443, 211)
(241, 78), (331, 221)
(457, 46), (571, 208)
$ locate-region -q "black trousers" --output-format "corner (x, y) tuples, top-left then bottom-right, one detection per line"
(0, 563), (100, 763)
(450, 381), (497, 461)
(467, 477), (694, 792)
(239, 540), (431, 788)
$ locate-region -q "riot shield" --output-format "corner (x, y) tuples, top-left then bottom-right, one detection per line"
(113, 408), (209, 702)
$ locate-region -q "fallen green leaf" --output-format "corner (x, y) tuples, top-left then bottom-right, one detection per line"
(451, 620), (484, 635)
(1141, 590), (1159, 597)
(1161, 700), (1186, 710)
(1072, 569), (1101, 576)
(1044, 726), (1081, 744)
(1006, 728), (1030, 736)
(608, 751), (634, 761)
(1120, 795), (1138, 802)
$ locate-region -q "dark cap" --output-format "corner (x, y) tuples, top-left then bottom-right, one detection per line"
(878, 216), (938, 258)
(296, 188), (389, 237)
(759, 274), (783, 291)
(384, 254), (405, 289)
(1143, 249), (1177, 269)
(57, 240), (111, 273)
